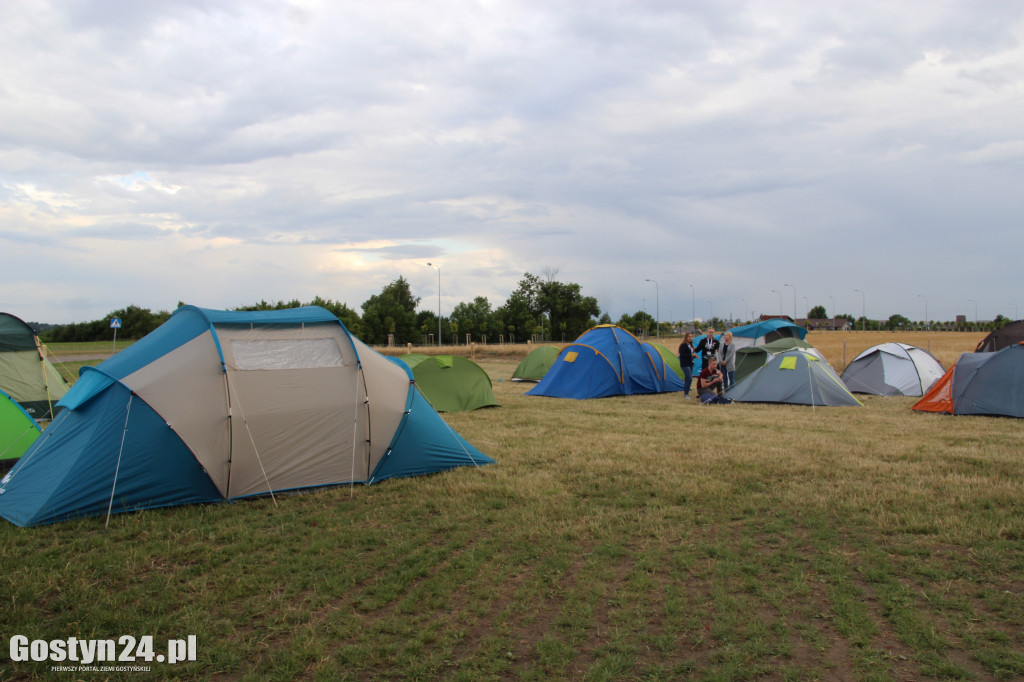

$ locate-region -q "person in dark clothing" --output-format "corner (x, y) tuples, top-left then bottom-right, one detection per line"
(694, 328), (719, 369)
(678, 332), (695, 399)
(697, 357), (731, 404)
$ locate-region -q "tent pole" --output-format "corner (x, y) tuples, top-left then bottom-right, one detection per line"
(349, 365), (363, 497)
(227, 380), (277, 507)
(106, 394), (134, 528)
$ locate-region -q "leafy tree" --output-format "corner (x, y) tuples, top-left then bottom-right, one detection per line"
(536, 277), (600, 341)
(808, 305), (827, 320)
(886, 314), (910, 330)
(495, 273), (542, 342)
(450, 296), (494, 341)
(361, 277), (421, 344)
(617, 311), (653, 336)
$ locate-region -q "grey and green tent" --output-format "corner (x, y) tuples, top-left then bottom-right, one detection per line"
(511, 345), (560, 382)
(725, 349), (862, 407)
(392, 354), (498, 412)
(1, 389), (39, 472)
(0, 313), (70, 420)
(734, 338), (822, 384)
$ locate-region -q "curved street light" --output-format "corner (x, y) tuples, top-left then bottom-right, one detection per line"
(854, 289), (865, 330)
(784, 283), (796, 320)
(645, 278), (659, 339)
(770, 289), (782, 315)
(426, 262), (441, 345)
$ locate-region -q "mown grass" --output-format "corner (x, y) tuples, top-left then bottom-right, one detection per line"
(3, 332), (1021, 680)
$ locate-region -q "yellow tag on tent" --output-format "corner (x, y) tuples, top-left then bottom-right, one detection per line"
(779, 356), (798, 370)
(564, 352), (579, 363)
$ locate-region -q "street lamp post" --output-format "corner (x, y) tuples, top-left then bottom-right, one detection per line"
(770, 289), (782, 315)
(854, 289), (865, 330)
(784, 283), (796, 320)
(830, 296), (836, 330)
(803, 296), (809, 321)
(690, 284), (695, 328)
(645, 278), (659, 339)
(426, 262), (441, 345)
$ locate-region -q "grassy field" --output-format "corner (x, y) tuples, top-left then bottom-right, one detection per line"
(4, 331), (1022, 680)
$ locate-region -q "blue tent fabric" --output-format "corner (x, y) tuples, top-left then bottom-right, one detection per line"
(728, 320), (808, 343)
(526, 325), (685, 399)
(931, 343), (1024, 418)
(0, 385), (222, 526)
(370, 387), (494, 482)
(0, 306), (491, 526)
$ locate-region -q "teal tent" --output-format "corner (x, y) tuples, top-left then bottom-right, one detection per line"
(0, 306), (492, 527)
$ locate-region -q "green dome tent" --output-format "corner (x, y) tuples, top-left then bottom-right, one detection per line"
(1, 389), (39, 473)
(725, 349), (862, 407)
(649, 343), (685, 379)
(0, 313), (70, 420)
(511, 345), (560, 382)
(392, 354), (498, 412)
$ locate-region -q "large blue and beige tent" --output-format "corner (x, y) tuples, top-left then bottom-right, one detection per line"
(0, 306), (492, 526)
(526, 325), (685, 399)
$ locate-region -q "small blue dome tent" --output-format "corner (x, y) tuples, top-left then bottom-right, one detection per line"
(0, 306), (492, 526)
(526, 325), (685, 399)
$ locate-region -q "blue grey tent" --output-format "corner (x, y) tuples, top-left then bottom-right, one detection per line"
(526, 325), (685, 399)
(913, 342), (1024, 417)
(0, 306), (492, 526)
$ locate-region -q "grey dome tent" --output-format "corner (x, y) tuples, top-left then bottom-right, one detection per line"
(725, 349), (862, 407)
(841, 343), (945, 397)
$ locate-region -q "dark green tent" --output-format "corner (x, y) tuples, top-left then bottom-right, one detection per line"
(0, 313), (70, 420)
(392, 354), (498, 412)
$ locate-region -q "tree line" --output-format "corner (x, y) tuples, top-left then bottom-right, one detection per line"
(38, 272), (603, 346)
(37, 280), (1016, 346)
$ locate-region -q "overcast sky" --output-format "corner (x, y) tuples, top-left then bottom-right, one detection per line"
(2, 1), (1022, 327)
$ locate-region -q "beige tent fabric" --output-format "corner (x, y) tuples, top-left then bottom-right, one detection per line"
(1, 350), (68, 405)
(350, 336), (413, 473)
(216, 324), (354, 497)
(122, 331), (232, 495)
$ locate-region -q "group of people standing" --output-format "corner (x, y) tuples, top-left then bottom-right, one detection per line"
(677, 328), (735, 404)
